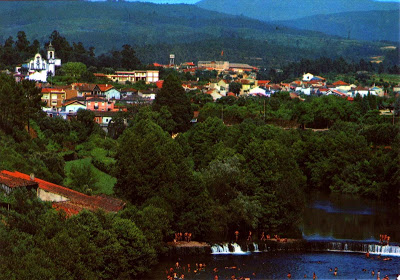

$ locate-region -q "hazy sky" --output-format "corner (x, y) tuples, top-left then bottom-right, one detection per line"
(131, 0), (400, 2)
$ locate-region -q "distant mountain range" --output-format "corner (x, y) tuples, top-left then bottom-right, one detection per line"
(0, 1), (396, 66)
(0, 1), (327, 53)
(196, 0), (399, 42)
(196, 0), (399, 21)
(278, 10), (399, 43)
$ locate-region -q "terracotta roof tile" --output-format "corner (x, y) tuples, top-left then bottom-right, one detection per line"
(1, 171), (125, 215)
(0, 171), (38, 188)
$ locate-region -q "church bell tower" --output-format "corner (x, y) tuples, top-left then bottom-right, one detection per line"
(47, 43), (56, 76)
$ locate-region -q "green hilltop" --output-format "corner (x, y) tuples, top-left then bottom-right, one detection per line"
(277, 10), (399, 43)
(0, 1), (397, 67)
(196, 0), (399, 21)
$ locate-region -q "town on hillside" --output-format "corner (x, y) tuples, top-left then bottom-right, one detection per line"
(7, 47), (400, 131)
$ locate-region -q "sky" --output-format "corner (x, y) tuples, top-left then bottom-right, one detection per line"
(131, 0), (400, 2)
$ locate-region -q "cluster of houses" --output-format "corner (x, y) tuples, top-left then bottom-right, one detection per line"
(40, 82), (162, 128)
(33, 70), (398, 129)
(10, 46), (399, 129)
(176, 72), (390, 101)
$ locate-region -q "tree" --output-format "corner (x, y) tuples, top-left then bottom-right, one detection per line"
(153, 74), (192, 132)
(229, 82), (242, 95)
(49, 30), (73, 62)
(187, 117), (227, 169)
(72, 109), (97, 141)
(66, 160), (98, 194)
(15, 31), (30, 61)
(61, 62), (87, 79)
(114, 119), (191, 205)
(0, 74), (43, 134)
(120, 44), (141, 70)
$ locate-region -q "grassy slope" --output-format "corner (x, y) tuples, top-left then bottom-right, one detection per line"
(64, 158), (116, 195)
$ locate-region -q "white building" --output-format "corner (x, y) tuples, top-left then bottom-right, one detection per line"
(15, 43), (61, 82)
(95, 71), (159, 84)
(64, 100), (86, 114)
(249, 87), (269, 97)
(302, 73), (314, 82)
(353, 86), (377, 97)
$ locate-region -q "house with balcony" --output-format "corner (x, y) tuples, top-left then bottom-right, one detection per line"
(41, 88), (66, 112)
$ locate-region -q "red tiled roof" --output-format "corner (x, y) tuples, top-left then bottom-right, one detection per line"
(156, 80), (164, 89)
(0, 171), (38, 188)
(97, 84), (114, 92)
(41, 88), (65, 93)
(333, 80), (349, 86)
(355, 86), (369, 91)
(94, 73), (107, 77)
(1, 171), (125, 215)
(64, 100), (86, 107)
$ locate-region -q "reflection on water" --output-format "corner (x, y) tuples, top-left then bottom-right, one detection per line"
(302, 192), (400, 242)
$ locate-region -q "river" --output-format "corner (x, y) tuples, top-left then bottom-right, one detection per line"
(148, 193), (400, 279)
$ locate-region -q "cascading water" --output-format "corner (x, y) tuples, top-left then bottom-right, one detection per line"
(322, 242), (400, 257)
(211, 243), (250, 254)
(211, 244), (230, 254)
(367, 244), (400, 257)
(211, 241), (400, 257)
(232, 243), (248, 254)
(253, 243), (260, 252)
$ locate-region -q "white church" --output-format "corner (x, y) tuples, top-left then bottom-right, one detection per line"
(15, 43), (61, 82)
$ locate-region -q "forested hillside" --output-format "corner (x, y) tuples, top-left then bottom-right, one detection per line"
(278, 10), (399, 42)
(0, 1), (396, 67)
(196, 0), (399, 21)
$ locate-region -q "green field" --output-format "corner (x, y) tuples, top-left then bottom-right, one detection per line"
(372, 74), (400, 84)
(64, 158), (116, 195)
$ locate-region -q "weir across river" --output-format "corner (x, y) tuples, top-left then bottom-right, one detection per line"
(210, 240), (400, 257)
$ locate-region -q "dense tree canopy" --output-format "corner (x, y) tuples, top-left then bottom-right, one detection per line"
(153, 74), (193, 132)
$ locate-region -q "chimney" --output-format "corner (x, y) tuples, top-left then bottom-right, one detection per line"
(30, 173), (35, 181)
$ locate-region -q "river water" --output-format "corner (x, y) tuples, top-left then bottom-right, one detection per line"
(301, 192), (400, 242)
(148, 193), (400, 279)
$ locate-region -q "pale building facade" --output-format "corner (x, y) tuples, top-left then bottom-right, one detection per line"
(15, 43), (61, 82)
